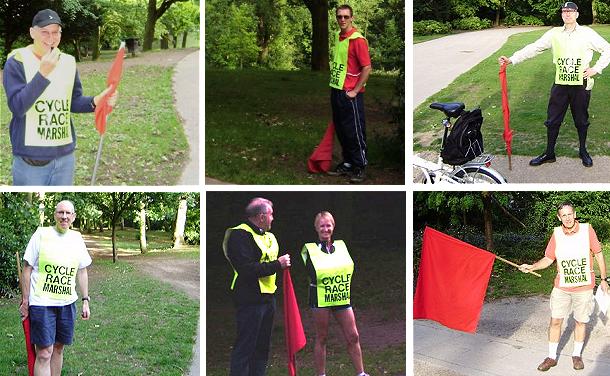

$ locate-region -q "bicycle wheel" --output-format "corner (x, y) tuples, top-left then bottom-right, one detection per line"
(453, 166), (506, 184)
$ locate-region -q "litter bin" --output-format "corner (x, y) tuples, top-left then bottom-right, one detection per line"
(125, 38), (139, 56)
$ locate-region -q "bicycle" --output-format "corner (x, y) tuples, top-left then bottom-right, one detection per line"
(413, 102), (507, 184)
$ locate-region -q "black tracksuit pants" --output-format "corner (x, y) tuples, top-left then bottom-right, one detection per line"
(544, 82), (591, 154)
(330, 88), (368, 169)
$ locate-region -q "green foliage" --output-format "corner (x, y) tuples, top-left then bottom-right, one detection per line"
(595, 0), (610, 23)
(504, 11), (545, 26)
(413, 20), (452, 35)
(452, 16), (493, 30)
(0, 194), (40, 297)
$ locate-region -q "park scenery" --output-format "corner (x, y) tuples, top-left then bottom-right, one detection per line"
(413, 1), (610, 182)
(205, 1), (404, 184)
(0, 1), (200, 185)
(0, 192), (200, 374)
(206, 191), (406, 375)
(413, 191), (610, 375)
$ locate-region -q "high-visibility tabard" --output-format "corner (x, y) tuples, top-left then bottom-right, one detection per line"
(554, 223), (593, 288)
(329, 31), (365, 90)
(302, 240), (354, 307)
(35, 227), (79, 301)
(223, 223), (279, 294)
(552, 28), (587, 85)
(18, 46), (75, 147)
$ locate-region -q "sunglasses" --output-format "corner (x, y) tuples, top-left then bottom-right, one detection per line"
(336, 15), (351, 20)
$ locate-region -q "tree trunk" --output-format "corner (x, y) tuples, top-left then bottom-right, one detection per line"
(495, 7), (501, 26)
(143, 0), (158, 51)
(160, 34), (170, 49)
(139, 202), (147, 254)
(304, 0), (329, 71)
(482, 192), (494, 250)
(92, 26), (100, 61)
(181, 32), (188, 48)
(112, 223), (117, 263)
(593, 0), (598, 24)
(173, 199), (187, 248)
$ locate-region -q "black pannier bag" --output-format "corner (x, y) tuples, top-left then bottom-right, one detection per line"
(440, 108), (484, 165)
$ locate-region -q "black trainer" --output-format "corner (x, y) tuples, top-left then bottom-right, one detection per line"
(529, 153), (556, 166)
(327, 162), (353, 176)
(579, 150), (593, 167)
(350, 168), (365, 183)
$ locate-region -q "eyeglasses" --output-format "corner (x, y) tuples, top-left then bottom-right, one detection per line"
(561, 9), (577, 13)
(336, 15), (351, 20)
(39, 30), (62, 38)
(55, 211), (74, 215)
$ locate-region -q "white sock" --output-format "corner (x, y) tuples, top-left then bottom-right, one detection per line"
(357, 373), (367, 376)
(573, 341), (584, 357)
(548, 342), (559, 360)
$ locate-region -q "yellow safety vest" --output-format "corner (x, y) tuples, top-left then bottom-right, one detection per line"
(329, 30), (366, 89)
(551, 28), (587, 85)
(35, 227), (80, 301)
(223, 223), (279, 294)
(554, 223), (593, 288)
(9, 46), (75, 146)
(301, 240), (354, 307)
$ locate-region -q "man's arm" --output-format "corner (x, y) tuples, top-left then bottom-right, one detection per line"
(594, 251), (608, 294)
(519, 256), (554, 274)
(3, 57), (50, 117)
(347, 65), (371, 98)
(77, 267), (90, 320)
(19, 262), (32, 319)
(499, 28), (554, 66)
(226, 230), (287, 279)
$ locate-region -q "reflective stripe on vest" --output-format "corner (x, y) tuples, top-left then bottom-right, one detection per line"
(35, 227), (80, 300)
(223, 223), (279, 294)
(329, 31), (365, 89)
(554, 223), (592, 288)
(302, 240), (354, 307)
(17, 46), (75, 146)
(551, 28), (586, 85)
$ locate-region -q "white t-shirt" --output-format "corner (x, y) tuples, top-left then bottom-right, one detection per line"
(24, 226), (92, 306)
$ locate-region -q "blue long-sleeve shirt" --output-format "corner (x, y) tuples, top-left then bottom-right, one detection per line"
(3, 53), (94, 160)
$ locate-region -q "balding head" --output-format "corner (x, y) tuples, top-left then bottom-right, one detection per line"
(246, 197), (274, 231)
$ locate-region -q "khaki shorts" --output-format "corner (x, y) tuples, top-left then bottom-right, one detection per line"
(550, 287), (594, 323)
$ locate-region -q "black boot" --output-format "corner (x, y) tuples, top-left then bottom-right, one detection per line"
(530, 126), (559, 166)
(577, 127), (593, 167)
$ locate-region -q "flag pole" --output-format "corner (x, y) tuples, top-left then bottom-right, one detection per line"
(91, 133), (105, 186)
(495, 255), (541, 277)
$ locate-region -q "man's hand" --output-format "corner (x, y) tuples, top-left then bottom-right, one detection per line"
(498, 56), (512, 66)
(584, 68), (598, 79)
(278, 254), (291, 269)
(81, 300), (90, 320)
(94, 86), (119, 108)
(39, 48), (60, 77)
(600, 279), (609, 294)
(346, 90), (358, 99)
(519, 264), (534, 273)
(19, 299), (29, 321)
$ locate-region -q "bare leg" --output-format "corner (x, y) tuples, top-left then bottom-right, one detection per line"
(313, 309), (331, 375)
(548, 317), (563, 343)
(574, 320), (586, 343)
(334, 308), (364, 373)
(50, 343), (64, 376)
(34, 344), (53, 376)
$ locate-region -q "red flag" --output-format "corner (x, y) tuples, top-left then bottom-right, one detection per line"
(499, 64), (514, 169)
(95, 42), (125, 135)
(307, 122), (335, 173)
(414, 227), (495, 333)
(283, 268), (306, 376)
(22, 317), (35, 375)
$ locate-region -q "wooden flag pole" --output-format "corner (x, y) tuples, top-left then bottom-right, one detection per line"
(16, 252), (23, 293)
(495, 255), (541, 277)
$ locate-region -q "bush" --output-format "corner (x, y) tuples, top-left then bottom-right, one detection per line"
(595, 2), (610, 24)
(452, 16), (492, 31)
(589, 218), (610, 242)
(413, 20), (452, 36)
(504, 12), (544, 26)
(520, 15), (545, 26)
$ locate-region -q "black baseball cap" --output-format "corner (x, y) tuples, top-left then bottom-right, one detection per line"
(561, 2), (578, 10)
(32, 9), (62, 28)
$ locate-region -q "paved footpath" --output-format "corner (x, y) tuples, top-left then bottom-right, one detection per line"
(174, 50), (199, 185)
(414, 27), (540, 107)
(414, 296), (610, 375)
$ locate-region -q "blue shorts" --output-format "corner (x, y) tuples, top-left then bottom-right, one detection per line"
(29, 303), (77, 346)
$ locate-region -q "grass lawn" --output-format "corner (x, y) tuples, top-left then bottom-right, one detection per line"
(0, 259), (198, 375)
(205, 69), (404, 184)
(0, 49), (189, 185)
(413, 33), (451, 44)
(206, 246), (406, 375)
(85, 228), (175, 252)
(413, 25), (610, 158)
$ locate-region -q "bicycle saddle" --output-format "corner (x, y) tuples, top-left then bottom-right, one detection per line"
(429, 102), (465, 118)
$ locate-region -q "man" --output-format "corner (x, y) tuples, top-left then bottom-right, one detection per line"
(223, 197), (291, 375)
(519, 202), (608, 371)
(499, 2), (610, 168)
(19, 200), (92, 375)
(327, 4), (372, 183)
(3, 9), (118, 185)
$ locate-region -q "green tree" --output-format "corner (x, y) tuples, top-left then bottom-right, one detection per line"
(143, 0), (188, 51)
(160, 0), (199, 48)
